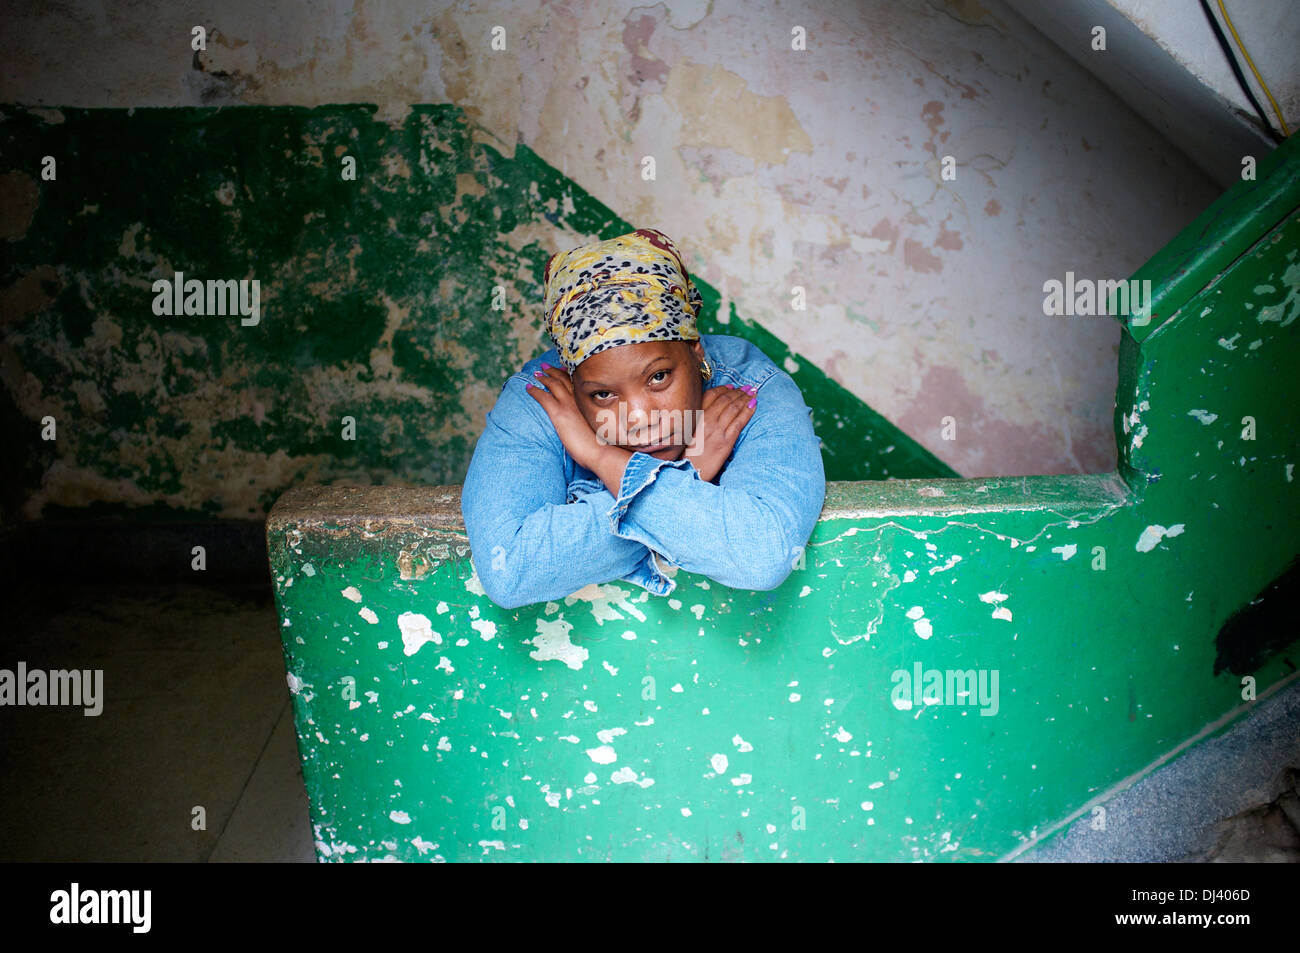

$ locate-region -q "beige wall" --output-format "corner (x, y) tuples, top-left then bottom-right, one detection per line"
(0, 0), (1223, 476)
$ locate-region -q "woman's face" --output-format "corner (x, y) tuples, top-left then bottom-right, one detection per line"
(572, 340), (706, 461)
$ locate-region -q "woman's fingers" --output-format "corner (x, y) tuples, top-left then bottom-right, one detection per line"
(534, 363), (574, 397)
(727, 402), (756, 438)
(716, 387), (753, 427)
(721, 387), (756, 424)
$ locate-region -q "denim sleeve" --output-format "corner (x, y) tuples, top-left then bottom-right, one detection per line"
(461, 376), (653, 610)
(606, 370), (826, 591)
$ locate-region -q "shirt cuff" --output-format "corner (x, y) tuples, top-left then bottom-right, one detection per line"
(605, 451), (698, 532)
(630, 548), (678, 597)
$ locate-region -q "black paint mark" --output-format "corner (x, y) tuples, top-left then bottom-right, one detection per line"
(1214, 554), (1300, 676)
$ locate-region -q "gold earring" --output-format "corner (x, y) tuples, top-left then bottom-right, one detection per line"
(699, 358), (712, 381)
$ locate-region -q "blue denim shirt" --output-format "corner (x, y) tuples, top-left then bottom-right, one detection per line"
(461, 334), (826, 609)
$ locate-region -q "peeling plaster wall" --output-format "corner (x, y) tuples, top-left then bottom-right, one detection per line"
(0, 103), (958, 524)
(1, 0), (1224, 521)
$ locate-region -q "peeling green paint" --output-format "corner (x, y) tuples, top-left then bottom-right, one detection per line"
(266, 135), (1300, 861)
(1, 103), (952, 528)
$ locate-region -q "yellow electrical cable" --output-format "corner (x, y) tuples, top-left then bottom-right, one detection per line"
(1217, 0), (1291, 136)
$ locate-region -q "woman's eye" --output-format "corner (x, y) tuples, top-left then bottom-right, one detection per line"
(593, 391), (611, 401)
(651, 371), (668, 383)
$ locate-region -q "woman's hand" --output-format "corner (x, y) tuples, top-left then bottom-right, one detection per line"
(526, 363), (605, 471)
(686, 384), (756, 483)
(527, 363), (633, 494)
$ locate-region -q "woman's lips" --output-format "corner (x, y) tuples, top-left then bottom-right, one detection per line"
(625, 435), (678, 452)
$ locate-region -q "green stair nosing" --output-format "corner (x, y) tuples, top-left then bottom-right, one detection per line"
(1118, 132), (1300, 342)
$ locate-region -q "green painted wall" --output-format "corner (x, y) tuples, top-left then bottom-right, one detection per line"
(0, 103), (953, 529)
(265, 137), (1300, 861)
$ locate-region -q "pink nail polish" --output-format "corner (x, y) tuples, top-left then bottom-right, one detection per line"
(540, 361), (551, 369)
(747, 397), (756, 408)
(533, 370), (544, 377)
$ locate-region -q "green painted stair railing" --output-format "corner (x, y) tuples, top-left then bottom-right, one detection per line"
(267, 135), (1300, 862)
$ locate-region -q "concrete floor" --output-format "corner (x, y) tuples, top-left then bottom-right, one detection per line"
(0, 582), (314, 862)
(1, 580), (1295, 862)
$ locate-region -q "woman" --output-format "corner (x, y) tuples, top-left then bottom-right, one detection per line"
(461, 228), (825, 610)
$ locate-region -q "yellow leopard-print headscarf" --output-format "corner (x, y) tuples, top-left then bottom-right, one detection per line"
(543, 228), (702, 372)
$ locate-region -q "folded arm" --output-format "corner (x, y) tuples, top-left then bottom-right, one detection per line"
(461, 377), (654, 609)
(603, 371), (826, 591)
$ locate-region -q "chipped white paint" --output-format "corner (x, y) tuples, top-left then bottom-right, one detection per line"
(389, 810), (411, 824)
(341, 586), (362, 603)
(1136, 523), (1186, 553)
(1188, 409), (1218, 424)
(529, 617), (588, 670)
(586, 745), (617, 764)
(733, 733), (753, 752)
(566, 582), (646, 623)
(358, 606), (378, 624)
(471, 618), (497, 641)
(1051, 543), (1077, 560)
(596, 727), (627, 744)
(929, 554), (962, 575)
(710, 753), (729, 774)
(978, 591), (1009, 613)
(906, 605), (933, 639)
(611, 766), (654, 787)
(464, 569), (486, 596)
(286, 672), (303, 694)
(398, 612), (440, 656)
